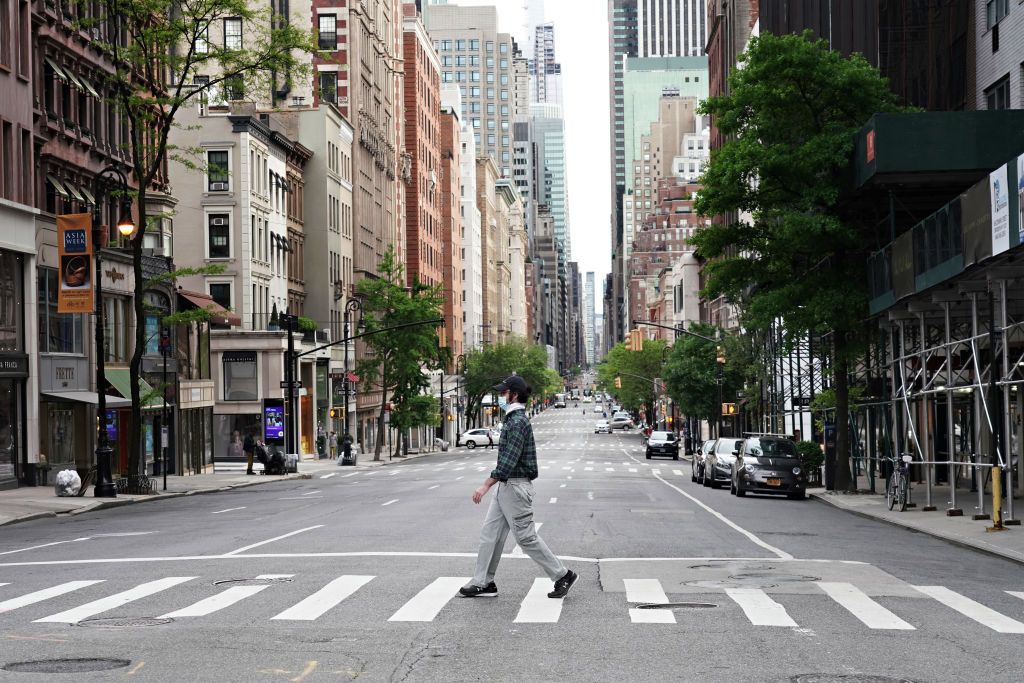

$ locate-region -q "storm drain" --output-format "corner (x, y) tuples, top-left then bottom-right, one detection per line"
(634, 602), (717, 610)
(792, 675), (918, 683)
(213, 577), (293, 586)
(3, 658), (131, 673)
(78, 617), (172, 629)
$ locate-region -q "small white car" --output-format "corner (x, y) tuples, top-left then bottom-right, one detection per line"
(593, 405), (604, 413)
(594, 420), (611, 434)
(459, 428), (497, 449)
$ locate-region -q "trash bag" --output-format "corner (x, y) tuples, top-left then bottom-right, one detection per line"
(265, 451), (285, 475)
(55, 469), (81, 497)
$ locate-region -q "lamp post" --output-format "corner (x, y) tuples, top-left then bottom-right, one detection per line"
(343, 298), (363, 444)
(92, 166), (134, 498)
(455, 354), (466, 440)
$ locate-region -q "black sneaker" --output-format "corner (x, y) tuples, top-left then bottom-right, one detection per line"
(547, 569), (578, 599)
(458, 582), (498, 598)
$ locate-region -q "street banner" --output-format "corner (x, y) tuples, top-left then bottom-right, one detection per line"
(990, 164), (1010, 256)
(56, 213), (94, 313)
(1018, 154), (1024, 246)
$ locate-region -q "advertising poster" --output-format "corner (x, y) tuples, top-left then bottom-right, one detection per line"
(1018, 154), (1024, 245)
(991, 164), (1010, 256)
(56, 213), (94, 313)
(264, 405), (285, 440)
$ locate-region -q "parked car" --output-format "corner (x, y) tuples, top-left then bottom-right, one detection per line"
(702, 437), (744, 488)
(459, 428), (497, 449)
(593, 405), (604, 413)
(608, 415), (634, 430)
(645, 431), (679, 460)
(594, 420), (611, 434)
(691, 440), (715, 482)
(731, 435), (806, 500)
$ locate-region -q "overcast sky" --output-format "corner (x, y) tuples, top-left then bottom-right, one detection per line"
(443, 0), (612, 310)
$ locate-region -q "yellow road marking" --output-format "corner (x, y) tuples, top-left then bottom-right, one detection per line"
(291, 661), (318, 682)
(125, 661), (145, 675)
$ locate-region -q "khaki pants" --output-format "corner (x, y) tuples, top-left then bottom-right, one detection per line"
(471, 478), (565, 587)
(245, 450), (254, 473)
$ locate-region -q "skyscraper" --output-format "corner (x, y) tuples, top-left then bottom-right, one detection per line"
(584, 272), (596, 365)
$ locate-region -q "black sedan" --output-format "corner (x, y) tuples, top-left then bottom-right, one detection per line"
(645, 431), (680, 460)
(731, 436), (806, 500)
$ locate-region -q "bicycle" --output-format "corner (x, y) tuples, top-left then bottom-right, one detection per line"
(886, 453), (914, 511)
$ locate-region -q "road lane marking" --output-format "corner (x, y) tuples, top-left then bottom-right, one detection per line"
(549, 497), (557, 504)
(382, 499), (399, 506)
(587, 492), (594, 500)
(625, 579), (675, 623)
(1008, 591), (1024, 602)
(342, 473), (357, 478)
(913, 585), (1024, 633)
(319, 473), (338, 479)
(584, 467), (594, 471)
(514, 578), (564, 623)
(35, 577), (195, 623)
(388, 577), (468, 622)
(629, 468), (638, 473)
(629, 449), (793, 560)
(816, 582), (914, 630)
(302, 491), (320, 496)
(512, 523), (543, 555)
(158, 574), (293, 618)
(211, 507), (246, 515)
(0, 581), (105, 615)
(559, 484), (566, 488)
(725, 588), (797, 627)
(428, 485), (440, 490)
(272, 575), (375, 621)
(0, 538), (91, 555)
(456, 476), (464, 481)
(652, 469), (661, 475)
(672, 470), (683, 476)
(225, 526), (324, 556)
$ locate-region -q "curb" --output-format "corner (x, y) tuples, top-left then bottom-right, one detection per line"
(810, 492), (1024, 567)
(0, 473), (313, 528)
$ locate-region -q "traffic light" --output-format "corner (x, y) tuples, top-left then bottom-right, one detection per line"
(330, 408), (337, 419)
(615, 376), (622, 389)
(447, 414), (453, 421)
(633, 329), (644, 352)
(721, 403), (737, 416)
(624, 333), (634, 352)
(716, 345), (726, 364)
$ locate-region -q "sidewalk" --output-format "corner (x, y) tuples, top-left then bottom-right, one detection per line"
(0, 446), (446, 528)
(810, 485), (1024, 566)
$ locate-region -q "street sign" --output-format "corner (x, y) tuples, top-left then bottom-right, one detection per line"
(280, 380), (303, 389)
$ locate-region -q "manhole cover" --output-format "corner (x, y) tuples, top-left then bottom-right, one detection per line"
(3, 658), (132, 673)
(730, 572), (820, 583)
(635, 602), (718, 610)
(78, 617), (173, 629)
(688, 563), (776, 571)
(685, 579), (779, 590)
(213, 577), (293, 586)
(792, 676), (918, 683)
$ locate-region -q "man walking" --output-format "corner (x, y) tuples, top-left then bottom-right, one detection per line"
(460, 375), (578, 600)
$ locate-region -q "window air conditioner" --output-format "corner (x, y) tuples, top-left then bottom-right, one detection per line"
(211, 217), (228, 226)
(210, 181), (228, 191)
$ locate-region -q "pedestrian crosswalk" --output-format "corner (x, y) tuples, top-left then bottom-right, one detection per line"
(2, 574), (1024, 633)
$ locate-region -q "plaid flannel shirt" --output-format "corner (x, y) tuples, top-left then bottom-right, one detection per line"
(490, 409), (538, 481)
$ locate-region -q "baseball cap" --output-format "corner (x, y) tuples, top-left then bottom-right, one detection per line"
(493, 375), (529, 395)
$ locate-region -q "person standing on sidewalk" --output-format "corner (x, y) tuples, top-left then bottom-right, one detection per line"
(328, 431), (338, 460)
(460, 375), (578, 600)
(243, 431), (256, 475)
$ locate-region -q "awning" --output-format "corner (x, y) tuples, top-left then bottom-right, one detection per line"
(105, 368), (164, 408)
(42, 391), (132, 408)
(64, 182), (86, 202)
(44, 56), (68, 83)
(177, 289), (241, 327)
(78, 75), (100, 98)
(63, 69), (85, 93)
(78, 185), (96, 205)
(47, 174), (70, 199)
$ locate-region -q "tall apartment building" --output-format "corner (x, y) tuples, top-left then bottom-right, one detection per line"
(530, 22), (563, 106)
(424, 4), (517, 177)
(439, 103), (464, 364)
(530, 104), (571, 266)
(584, 272), (596, 365)
(501, 180), (529, 339)
(403, 6), (444, 289)
(476, 157), (500, 344)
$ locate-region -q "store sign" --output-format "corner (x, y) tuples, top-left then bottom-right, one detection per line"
(0, 355), (28, 377)
(991, 164), (1011, 257)
(57, 213), (94, 313)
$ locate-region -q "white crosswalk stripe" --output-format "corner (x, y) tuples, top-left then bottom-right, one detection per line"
(388, 577), (468, 622)
(272, 575), (375, 621)
(35, 577), (196, 624)
(159, 574), (293, 618)
(725, 588), (797, 627)
(514, 578), (564, 623)
(913, 585), (1024, 633)
(512, 522), (543, 556)
(625, 579), (675, 624)
(0, 580), (104, 615)
(817, 582), (914, 630)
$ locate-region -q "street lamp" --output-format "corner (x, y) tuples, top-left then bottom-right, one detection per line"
(92, 166), (134, 498)
(455, 353), (466, 438)
(343, 298), (363, 444)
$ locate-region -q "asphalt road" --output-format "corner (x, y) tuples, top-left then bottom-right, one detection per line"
(2, 405), (1024, 682)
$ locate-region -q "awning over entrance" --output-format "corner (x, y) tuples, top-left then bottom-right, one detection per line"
(41, 391), (132, 408)
(177, 289), (242, 327)
(105, 368), (163, 408)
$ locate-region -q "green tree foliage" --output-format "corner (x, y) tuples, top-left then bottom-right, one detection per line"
(86, 0), (313, 476)
(662, 324), (745, 425)
(390, 394), (440, 454)
(461, 339), (550, 427)
(356, 248), (445, 460)
(597, 338), (668, 418)
(691, 32), (904, 490)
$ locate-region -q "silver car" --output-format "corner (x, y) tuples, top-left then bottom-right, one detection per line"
(702, 437), (744, 489)
(691, 440), (715, 483)
(731, 436), (807, 500)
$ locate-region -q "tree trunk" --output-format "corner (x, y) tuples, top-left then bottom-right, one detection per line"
(833, 334), (854, 492)
(128, 184), (148, 478)
(374, 396), (387, 461)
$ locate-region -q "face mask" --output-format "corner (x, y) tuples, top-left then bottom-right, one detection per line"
(498, 394), (509, 410)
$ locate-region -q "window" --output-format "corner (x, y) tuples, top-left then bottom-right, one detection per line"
(469, 39), (479, 50)
(224, 17), (242, 50)
(987, 0), (1009, 29)
(319, 71), (338, 104)
(222, 351), (258, 401)
(499, 43), (508, 54)
(986, 76), (1010, 110)
(37, 268), (83, 354)
(208, 213), (230, 258)
(209, 283), (231, 310)
(318, 13), (337, 50)
(500, 59), (508, 69)
(471, 70), (480, 82)
(143, 292), (169, 356)
(485, 41), (494, 52)
(207, 150), (228, 190)
(440, 40), (452, 51)
(486, 71), (494, 83)
(469, 55), (480, 66)
(195, 23), (209, 54)
(455, 39), (466, 50)
(500, 89), (508, 100)
(470, 86), (480, 97)
(455, 55), (466, 66)
(500, 74), (509, 85)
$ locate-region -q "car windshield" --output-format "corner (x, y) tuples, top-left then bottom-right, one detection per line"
(746, 438), (798, 457)
(716, 439), (742, 455)
(651, 431), (673, 440)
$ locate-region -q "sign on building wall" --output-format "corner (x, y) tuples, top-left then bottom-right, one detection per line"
(961, 180), (993, 267)
(1018, 154), (1024, 246)
(990, 164), (1011, 257)
(56, 213), (94, 313)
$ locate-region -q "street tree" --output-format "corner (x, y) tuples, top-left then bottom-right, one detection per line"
(691, 31), (904, 490)
(355, 248), (445, 461)
(84, 0), (313, 476)
(662, 324), (747, 428)
(597, 338), (668, 420)
(389, 394), (440, 456)
(461, 340), (549, 427)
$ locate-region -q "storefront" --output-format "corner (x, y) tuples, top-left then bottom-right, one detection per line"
(0, 249), (29, 489)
